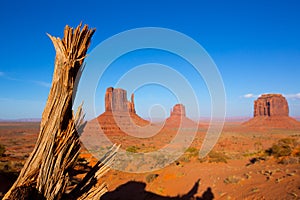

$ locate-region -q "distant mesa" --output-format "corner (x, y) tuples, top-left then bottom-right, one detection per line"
(170, 104), (186, 117)
(82, 88), (198, 141)
(164, 104), (197, 128)
(81, 88), (199, 152)
(244, 94), (300, 128)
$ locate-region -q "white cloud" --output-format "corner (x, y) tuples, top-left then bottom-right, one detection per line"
(243, 93), (300, 100)
(243, 93), (255, 98)
(284, 93), (300, 100)
(243, 93), (261, 98)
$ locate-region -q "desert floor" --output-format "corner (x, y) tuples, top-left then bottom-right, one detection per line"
(0, 121), (299, 199)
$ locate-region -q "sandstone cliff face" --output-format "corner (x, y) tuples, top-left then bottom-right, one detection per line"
(244, 94), (300, 128)
(105, 87), (135, 113)
(170, 104), (186, 117)
(128, 94), (135, 113)
(93, 87), (148, 135)
(254, 94), (288, 117)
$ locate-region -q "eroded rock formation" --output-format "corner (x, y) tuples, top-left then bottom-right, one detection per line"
(105, 87), (135, 113)
(170, 104), (186, 117)
(244, 94), (300, 128)
(165, 104), (197, 128)
(93, 87), (148, 134)
(254, 94), (289, 117)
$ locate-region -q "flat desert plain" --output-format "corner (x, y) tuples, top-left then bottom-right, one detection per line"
(0, 121), (300, 199)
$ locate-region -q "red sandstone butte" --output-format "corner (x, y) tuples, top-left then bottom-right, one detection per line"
(80, 87), (149, 149)
(254, 94), (289, 117)
(170, 104), (186, 117)
(164, 104), (197, 128)
(98, 87), (148, 134)
(105, 87), (135, 113)
(244, 94), (300, 128)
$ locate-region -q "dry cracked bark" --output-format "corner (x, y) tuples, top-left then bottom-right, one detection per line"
(3, 24), (118, 200)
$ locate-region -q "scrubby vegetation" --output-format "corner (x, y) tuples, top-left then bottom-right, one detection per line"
(126, 146), (139, 153)
(207, 151), (229, 163)
(145, 173), (159, 183)
(198, 150), (229, 163)
(248, 138), (300, 165)
(265, 138), (296, 158)
(0, 144), (5, 157)
(224, 175), (241, 184)
(0, 161), (15, 173)
(185, 147), (198, 157)
(177, 147), (199, 163)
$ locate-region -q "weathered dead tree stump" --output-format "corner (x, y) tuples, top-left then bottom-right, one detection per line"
(3, 24), (118, 200)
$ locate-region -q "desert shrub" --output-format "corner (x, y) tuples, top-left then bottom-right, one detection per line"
(247, 156), (266, 165)
(224, 175), (241, 184)
(0, 161), (14, 173)
(146, 173), (159, 183)
(0, 144), (5, 157)
(185, 147), (198, 157)
(294, 146), (300, 157)
(267, 144), (291, 157)
(179, 156), (191, 163)
(279, 138), (296, 145)
(278, 157), (299, 165)
(178, 147), (199, 163)
(198, 157), (207, 163)
(254, 141), (263, 151)
(208, 151), (228, 163)
(126, 146), (138, 153)
(265, 138), (296, 158)
(13, 161), (24, 170)
(243, 151), (261, 158)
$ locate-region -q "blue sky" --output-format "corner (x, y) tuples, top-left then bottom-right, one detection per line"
(0, 0), (299, 119)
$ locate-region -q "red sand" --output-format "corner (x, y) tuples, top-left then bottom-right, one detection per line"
(1, 121), (300, 199)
